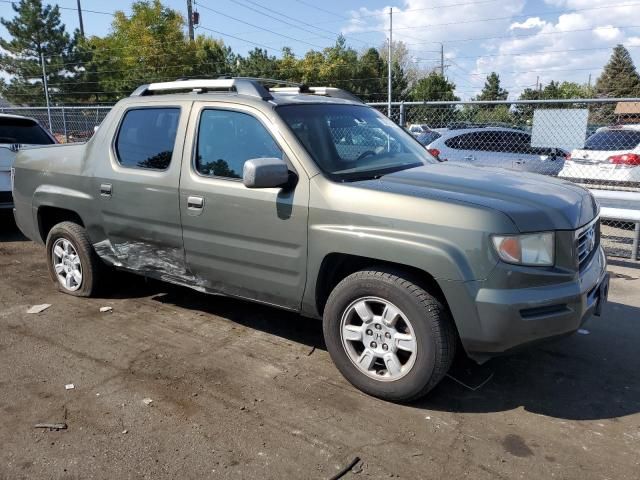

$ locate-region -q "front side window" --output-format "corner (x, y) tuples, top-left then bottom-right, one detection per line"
(277, 104), (434, 181)
(115, 108), (180, 170)
(196, 109), (282, 179)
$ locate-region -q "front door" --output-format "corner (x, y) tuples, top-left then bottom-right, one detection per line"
(91, 102), (192, 281)
(179, 103), (309, 310)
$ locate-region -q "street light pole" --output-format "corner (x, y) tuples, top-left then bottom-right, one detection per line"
(387, 7), (392, 116)
(40, 53), (52, 130)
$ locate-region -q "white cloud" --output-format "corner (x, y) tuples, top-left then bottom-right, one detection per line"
(510, 17), (546, 30)
(341, 0), (640, 99)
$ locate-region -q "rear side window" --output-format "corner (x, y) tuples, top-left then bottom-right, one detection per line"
(584, 130), (640, 151)
(0, 117), (54, 145)
(195, 109), (282, 179)
(115, 108), (180, 170)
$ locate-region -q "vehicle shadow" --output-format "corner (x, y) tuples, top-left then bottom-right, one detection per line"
(423, 300), (640, 421)
(109, 275), (639, 422)
(0, 212), (28, 242)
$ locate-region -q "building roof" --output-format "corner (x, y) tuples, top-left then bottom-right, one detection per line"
(615, 102), (640, 114)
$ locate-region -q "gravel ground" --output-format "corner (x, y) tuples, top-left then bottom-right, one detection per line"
(1, 214), (639, 479)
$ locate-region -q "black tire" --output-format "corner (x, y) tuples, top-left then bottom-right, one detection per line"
(323, 268), (456, 402)
(45, 221), (104, 297)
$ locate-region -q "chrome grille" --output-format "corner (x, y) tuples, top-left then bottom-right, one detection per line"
(576, 219), (599, 269)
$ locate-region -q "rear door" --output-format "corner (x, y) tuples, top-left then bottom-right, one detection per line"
(179, 102), (309, 309)
(91, 102), (192, 281)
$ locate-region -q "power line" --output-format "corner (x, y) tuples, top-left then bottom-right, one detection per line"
(0, 0), (120, 16)
(403, 24), (640, 46)
(342, 2), (640, 35)
(194, 2), (326, 50)
(221, 0), (363, 45)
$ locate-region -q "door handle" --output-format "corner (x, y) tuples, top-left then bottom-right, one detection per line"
(100, 183), (112, 196)
(187, 196), (204, 210)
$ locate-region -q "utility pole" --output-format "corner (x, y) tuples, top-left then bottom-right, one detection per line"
(440, 43), (444, 77)
(40, 53), (52, 130)
(387, 7), (392, 116)
(588, 73), (592, 88)
(76, 0), (84, 37)
(187, 0), (195, 41)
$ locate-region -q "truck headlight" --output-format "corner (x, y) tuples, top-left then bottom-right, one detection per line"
(492, 232), (555, 266)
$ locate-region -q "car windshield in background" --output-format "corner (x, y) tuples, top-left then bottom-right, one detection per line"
(0, 117), (54, 145)
(277, 104), (434, 181)
(584, 130), (640, 151)
(416, 131), (441, 146)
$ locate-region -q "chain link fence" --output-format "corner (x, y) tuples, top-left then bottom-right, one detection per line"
(0, 106), (111, 143)
(2, 99), (639, 260)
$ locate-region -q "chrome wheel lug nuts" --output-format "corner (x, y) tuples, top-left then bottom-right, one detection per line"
(382, 344), (388, 351)
(370, 341), (377, 348)
(384, 332), (391, 339)
(375, 324), (382, 330)
(366, 329), (373, 336)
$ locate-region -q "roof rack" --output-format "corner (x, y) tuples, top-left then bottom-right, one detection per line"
(269, 86), (364, 103)
(129, 77), (363, 103)
(130, 78), (274, 100)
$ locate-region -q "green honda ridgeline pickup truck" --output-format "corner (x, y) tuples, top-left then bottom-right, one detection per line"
(12, 78), (609, 401)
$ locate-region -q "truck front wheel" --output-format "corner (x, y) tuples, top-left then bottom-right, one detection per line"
(323, 268), (456, 402)
(45, 221), (104, 297)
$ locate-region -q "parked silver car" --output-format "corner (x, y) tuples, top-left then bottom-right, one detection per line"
(426, 127), (567, 176)
(0, 114), (56, 208)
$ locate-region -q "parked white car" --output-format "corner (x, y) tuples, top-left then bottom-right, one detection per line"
(559, 125), (640, 187)
(425, 127), (567, 176)
(0, 114), (56, 208)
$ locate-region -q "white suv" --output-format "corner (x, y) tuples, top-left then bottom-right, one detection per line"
(0, 114), (56, 208)
(559, 125), (640, 188)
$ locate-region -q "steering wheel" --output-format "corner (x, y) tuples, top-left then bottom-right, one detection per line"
(357, 150), (377, 161)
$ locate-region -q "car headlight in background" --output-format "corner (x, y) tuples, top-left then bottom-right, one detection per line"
(492, 232), (555, 266)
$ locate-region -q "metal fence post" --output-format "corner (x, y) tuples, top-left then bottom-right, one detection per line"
(62, 106), (68, 143)
(399, 102), (406, 127)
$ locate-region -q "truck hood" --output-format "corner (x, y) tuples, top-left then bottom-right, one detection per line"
(356, 163), (597, 232)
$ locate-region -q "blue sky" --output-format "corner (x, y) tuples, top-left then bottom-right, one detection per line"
(1, 0), (640, 99)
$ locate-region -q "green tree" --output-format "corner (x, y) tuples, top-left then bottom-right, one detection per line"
(595, 44), (640, 98)
(0, 0), (79, 105)
(352, 48), (385, 102)
(475, 72), (508, 101)
(236, 48), (279, 78)
(410, 72), (458, 101)
(82, 0), (194, 102)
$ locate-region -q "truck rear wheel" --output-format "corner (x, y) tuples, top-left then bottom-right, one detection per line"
(323, 268), (456, 402)
(46, 221), (104, 297)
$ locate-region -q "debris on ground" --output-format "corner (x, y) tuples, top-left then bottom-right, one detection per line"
(99, 306), (113, 313)
(65, 384), (75, 390)
(142, 398), (153, 406)
(328, 456), (361, 480)
(34, 423), (67, 431)
(122, 429), (128, 434)
(27, 304), (51, 314)
(578, 329), (590, 335)
(307, 346), (316, 356)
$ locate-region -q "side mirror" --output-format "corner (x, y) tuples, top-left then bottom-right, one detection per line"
(243, 158), (290, 189)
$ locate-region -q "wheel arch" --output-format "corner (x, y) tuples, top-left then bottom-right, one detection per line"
(314, 253), (450, 318)
(37, 206), (85, 243)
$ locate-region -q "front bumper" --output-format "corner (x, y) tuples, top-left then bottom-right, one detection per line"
(444, 246), (608, 362)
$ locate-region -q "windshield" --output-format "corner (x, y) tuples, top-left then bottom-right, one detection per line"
(0, 117), (54, 145)
(584, 130), (640, 151)
(277, 104), (436, 181)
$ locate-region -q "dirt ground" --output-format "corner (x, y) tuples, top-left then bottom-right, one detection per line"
(1, 213), (639, 480)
